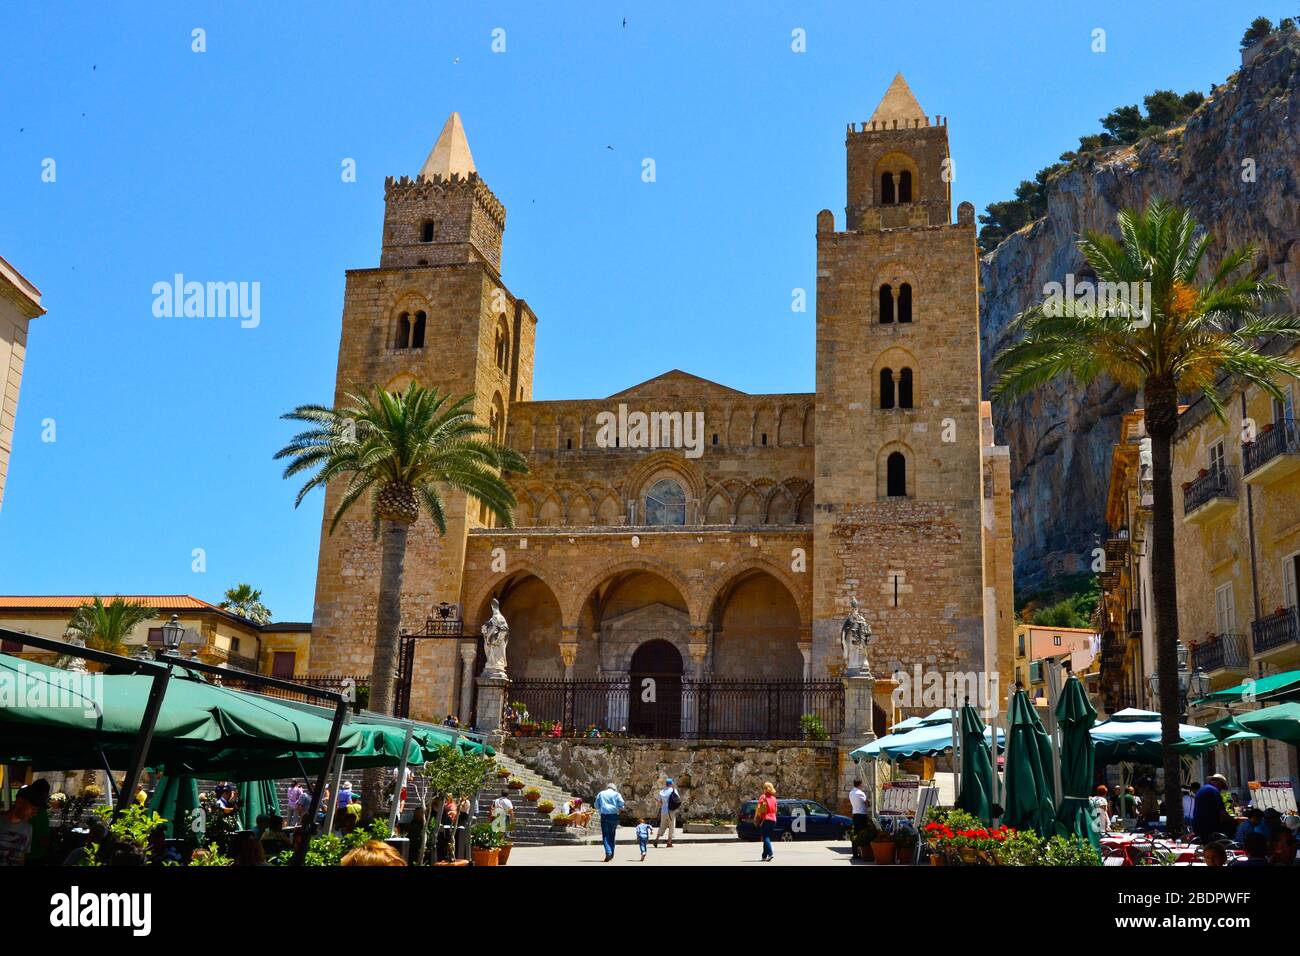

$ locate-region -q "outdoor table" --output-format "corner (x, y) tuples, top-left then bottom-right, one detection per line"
(1100, 834), (1246, 866)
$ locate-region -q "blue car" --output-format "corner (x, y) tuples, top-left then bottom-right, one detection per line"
(736, 798), (853, 842)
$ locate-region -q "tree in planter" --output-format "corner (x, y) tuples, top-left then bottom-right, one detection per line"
(993, 199), (1300, 834)
(66, 597), (156, 656)
(276, 383), (526, 811)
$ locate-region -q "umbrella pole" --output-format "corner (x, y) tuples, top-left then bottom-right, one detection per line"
(293, 698), (349, 866)
(388, 724), (415, 834)
(325, 753), (346, 834)
(1045, 666), (1063, 809)
(114, 665), (171, 820)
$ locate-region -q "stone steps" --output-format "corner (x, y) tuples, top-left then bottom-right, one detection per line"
(476, 752), (590, 846)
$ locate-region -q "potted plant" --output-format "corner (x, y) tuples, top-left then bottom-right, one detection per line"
(496, 768), (511, 780)
(870, 827), (896, 865)
(507, 778), (525, 791)
(537, 800), (556, 814)
(470, 823), (500, 866)
(849, 820), (878, 861)
(893, 826), (918, 864)
(551, 813), (572, 829)
(523, 787), (541, 802)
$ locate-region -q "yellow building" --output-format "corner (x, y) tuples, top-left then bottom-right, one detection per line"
(0, 595), (312, 677)
(0, 254), (45, 514)
(1171, 340), (1300, 790)
(1097, 410), (1157, 715)
(1012, 624), (1100, 712)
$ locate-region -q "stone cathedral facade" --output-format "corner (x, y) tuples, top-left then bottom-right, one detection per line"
(309, 77), (1016, 729)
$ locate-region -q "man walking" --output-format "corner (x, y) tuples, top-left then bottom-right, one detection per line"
(849, 779), (870, 832)
(595, 782), (625, 862)
(654, 777), (680, 848)
(1192, 774), (1231, 841)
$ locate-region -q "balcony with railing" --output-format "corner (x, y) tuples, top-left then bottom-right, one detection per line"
(1182, 465), (1237, 523)
(1252, 606), (1300, 657)
(1126, 608), (1143, 638)
(1244, 420), (1300, 485)
(1191, 632), (1250, 673)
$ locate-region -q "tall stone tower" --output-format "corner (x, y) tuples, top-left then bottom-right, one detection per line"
(310, 113), (538, 718)
(813, 75), (989, 708)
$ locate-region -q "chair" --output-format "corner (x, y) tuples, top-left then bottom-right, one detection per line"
(1101, 845), (1128, 867)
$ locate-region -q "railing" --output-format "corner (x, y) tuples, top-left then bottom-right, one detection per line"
(1191, 633), (1249, 671)
(1252, 607), (1299, 655)
(506, 678), (844, 741)
(1126, 608), (1143, 637)
(1244, 420), (1298, 475)
(1183, 466), (1236, 515)
(213, 671), (370, 708)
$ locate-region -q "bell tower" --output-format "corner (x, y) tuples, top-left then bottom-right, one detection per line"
(812, 75), (988, 698)
(309, 112), (538, 720)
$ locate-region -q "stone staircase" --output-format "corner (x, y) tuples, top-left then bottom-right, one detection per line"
(476, 752), (590, 846)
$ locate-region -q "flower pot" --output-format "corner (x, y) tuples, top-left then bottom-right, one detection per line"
(471, 848), (499, 867)
(930, 853), (946, 866)
(959, 848), (979, 865)
(871, 840), (895, 865)
(498, 844), (512, 866)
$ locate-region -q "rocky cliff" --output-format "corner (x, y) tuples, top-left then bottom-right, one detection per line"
(980, 32), (1300, 591)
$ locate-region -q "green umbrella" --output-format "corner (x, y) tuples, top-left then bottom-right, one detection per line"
(148, 774), (200, 839)
(955, 700), (994, 822)
(1003, 687), (1056, 837)
(1053, 675), (1100, 850)
(238, 779), (281, 830)
(1235, 701), (1300, 744)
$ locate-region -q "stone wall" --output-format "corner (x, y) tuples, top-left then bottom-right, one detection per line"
(507, 737), (841, 820)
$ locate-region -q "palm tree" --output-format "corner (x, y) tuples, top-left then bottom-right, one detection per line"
(993, 199), (1300, 834)
(275, 382), (527, 715)
(219, 583), (272, 625)
(67, 597), (157, 655)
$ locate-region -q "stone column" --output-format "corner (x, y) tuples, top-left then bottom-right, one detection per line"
(457, 643), (477, 727)
(475, 673), (511, 746)
(798, 638), (813, 722)
(686, 627), (710, 738)
(838, 672), (878, 815)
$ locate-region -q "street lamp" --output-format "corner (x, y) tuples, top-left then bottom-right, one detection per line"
(160, 614), (185, 654)
(1147, 641), (1211, 716)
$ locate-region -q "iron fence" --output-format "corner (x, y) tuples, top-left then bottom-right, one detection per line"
(1252, 607), (1299, 655)
(505, 678), (843, 741)
(1244, 420), (1298, 476)
(1183, 465), (1236, 515)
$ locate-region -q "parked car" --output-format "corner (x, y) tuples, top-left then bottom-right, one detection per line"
(736, 798), (853, 842)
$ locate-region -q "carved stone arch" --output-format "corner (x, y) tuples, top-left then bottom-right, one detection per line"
(703, 554), (812, 630)
(872, 345), (920, 409)
(464, 559), (571, 636)
(727, 404), (751, 446)
(533, 486), (564, 526)
(734, 482), (764, 525)
(753, 404), (777, 448)
(802, 404), (815, 445)
(873, 150), (921, 205)
(591, 486), (622, 526)
(388, 290), (432, 349)
(874, 262), (919, 325)
(876, 440), (915, 498)
(620, 450), (705, 505)
(702, 483), (734, 526)
(763, 482), (796, 524)
(569, 558), (706, 631)
(788, 479), (814, 524)
(554, 480), (594, 526)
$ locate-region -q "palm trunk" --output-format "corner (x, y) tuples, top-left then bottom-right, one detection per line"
(1144, 377), (1185, 835)
(363, 518), (410, 818)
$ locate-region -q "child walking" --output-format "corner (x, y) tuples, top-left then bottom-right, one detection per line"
(635, 817), (653, 861)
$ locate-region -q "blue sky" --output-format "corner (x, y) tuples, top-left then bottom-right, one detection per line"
(0, 2), (1287, 620)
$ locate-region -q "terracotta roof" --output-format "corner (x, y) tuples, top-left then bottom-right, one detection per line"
(0, 595), (225, 612)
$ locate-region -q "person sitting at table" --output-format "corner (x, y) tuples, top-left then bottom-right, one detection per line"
(1229, 832), (1271, 866)
(1270, 829), (1297, 866)
(1262, 807), (1284, 839)
(1234, 808), (1267, 845)
(1202, 842), (1228, 867)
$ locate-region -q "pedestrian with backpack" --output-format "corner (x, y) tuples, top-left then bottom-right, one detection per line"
(654, 777), (681, 848)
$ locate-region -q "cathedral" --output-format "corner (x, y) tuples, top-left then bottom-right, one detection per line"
(308, 76), (1016, 735)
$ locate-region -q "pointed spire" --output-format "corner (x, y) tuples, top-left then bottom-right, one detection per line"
(419, 112), (476, 179)
(868, 73), (927, 126)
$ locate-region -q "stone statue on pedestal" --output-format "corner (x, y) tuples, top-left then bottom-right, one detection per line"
(480, 598), (510, 679)
(840, 598), (875, 678)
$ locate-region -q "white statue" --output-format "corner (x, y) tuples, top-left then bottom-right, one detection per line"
(840, 598), (875, 678)
(481, 598), (510, 679)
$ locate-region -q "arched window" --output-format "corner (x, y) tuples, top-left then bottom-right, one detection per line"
(898, 170), (913, 203)
(898, 284), (913, 323)
(411, 311), (427, 349)
(645, 479), (686, 526)
(880, 172), (896, 205)
(495, 319), (510, 371)
(886, 452), (907, 497)
(879, 368), (895, 409)
(898, 368), (913, 409)
(879, 285), (894, 324)
(395, 312), (411, 349)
